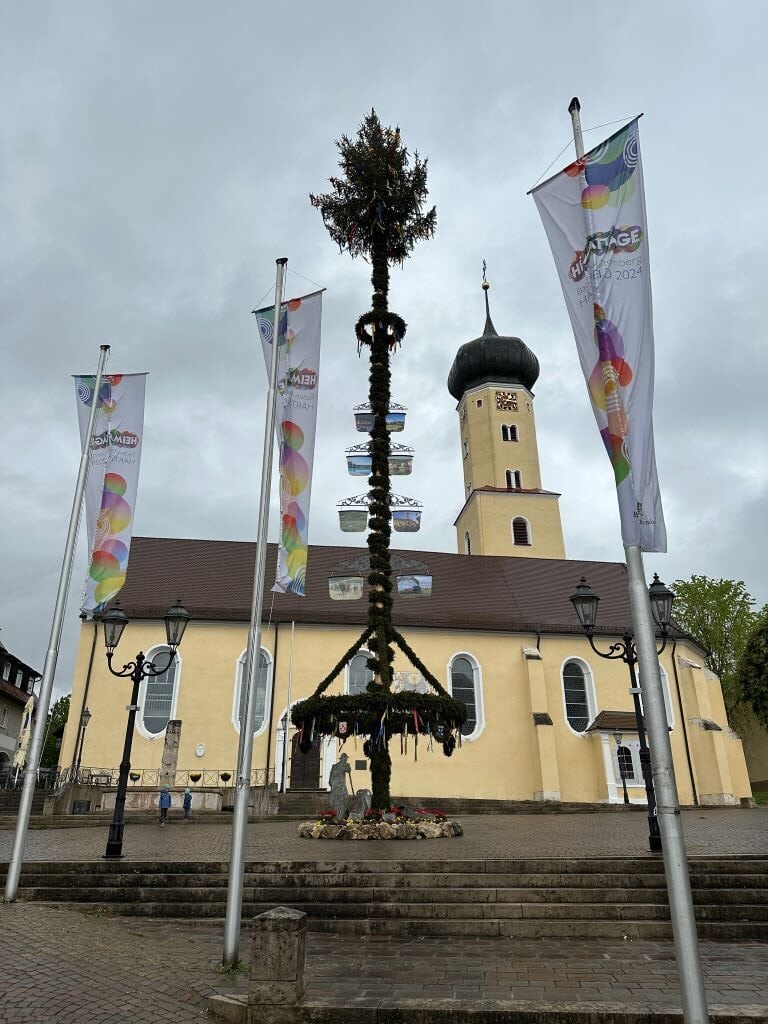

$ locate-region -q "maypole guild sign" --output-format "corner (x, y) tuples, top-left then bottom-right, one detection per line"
(532, 119), (666, 552)
(74, 373), (147, 613)
(256, 290), (323, 596)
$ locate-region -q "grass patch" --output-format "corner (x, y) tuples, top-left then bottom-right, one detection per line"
(215, 960), (247, 976)
(753, 791), (768, 806)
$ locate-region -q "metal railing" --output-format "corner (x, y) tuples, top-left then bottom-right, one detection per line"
(0, 767), (60, 792)
(51, 766), (275, 792)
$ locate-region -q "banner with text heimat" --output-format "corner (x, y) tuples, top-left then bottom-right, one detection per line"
(256, 290), (323, 595)
(532, 119), (666, 551)
(74, 373), (148, 613)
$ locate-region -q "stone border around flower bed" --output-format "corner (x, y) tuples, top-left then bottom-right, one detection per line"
(298, 819), (463, 840)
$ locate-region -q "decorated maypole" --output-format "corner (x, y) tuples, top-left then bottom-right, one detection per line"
(294, 111), (466, 809)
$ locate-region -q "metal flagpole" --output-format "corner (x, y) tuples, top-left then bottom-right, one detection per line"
(282, 620), (295, 792)
(567, 98), (708, 1024)
(5, 344), (110, 902)
(223, 257), (287, 966)
(625, 546), (708, 1023)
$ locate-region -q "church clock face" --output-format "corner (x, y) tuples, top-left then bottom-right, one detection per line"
(495, 390), (518, 411)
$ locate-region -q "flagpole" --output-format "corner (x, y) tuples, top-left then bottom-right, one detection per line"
(223, 257), (287, 967)
(4, 344), (109, 903)
(282, 620), (295, 792)
(568, 97), (708, 1024)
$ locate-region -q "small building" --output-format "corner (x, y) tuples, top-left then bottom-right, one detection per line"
(0, 639), (41, 774)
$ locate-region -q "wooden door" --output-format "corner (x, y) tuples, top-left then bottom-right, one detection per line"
(289, 733), (321, 790)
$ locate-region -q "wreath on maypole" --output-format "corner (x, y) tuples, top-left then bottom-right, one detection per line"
(293, 111), (467, 809)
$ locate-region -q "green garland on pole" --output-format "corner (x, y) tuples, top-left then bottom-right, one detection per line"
(294, 111), (467, 809)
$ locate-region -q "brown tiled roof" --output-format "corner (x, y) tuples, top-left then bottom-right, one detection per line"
(0, 679), (31, 706)
(588, 711), (640, 733)
(114, 537), (688, 641)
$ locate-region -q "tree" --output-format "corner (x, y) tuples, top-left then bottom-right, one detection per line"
(41, 695), (70, 769)
(736, 606), (768, 732)
(671, 576), (763, 728)
(293, 112), (466, 809)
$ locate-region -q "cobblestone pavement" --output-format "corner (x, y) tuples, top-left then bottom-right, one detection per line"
(1, 808), (767, 864)
(3, 903), (767, 1023)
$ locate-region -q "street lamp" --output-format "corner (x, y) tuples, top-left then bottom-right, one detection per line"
(74, 706), (92, 779)
(570, 574), (674, 854)
(613, 729), (629, 805)
(101, 598), (190, 859)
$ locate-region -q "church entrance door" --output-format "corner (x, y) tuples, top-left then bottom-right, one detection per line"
(289, 733), (321, 790)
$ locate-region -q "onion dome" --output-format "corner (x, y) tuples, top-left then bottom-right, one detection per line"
(447, 277), (540, 400)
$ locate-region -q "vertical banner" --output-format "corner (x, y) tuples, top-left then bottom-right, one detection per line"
(74, 373), (147, 612)
(532, 119), (666, 551)
(255, 290), (323, 595)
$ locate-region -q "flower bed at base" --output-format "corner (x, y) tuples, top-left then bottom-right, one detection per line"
(298, 819), (463, 840)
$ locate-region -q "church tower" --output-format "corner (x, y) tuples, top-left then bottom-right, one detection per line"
(447, 277), (566, 559)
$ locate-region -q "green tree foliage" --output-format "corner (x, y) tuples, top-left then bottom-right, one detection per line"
(672, 576), (763, 727)
(736, 606), (768, 732)
(41, 695), (70, 769)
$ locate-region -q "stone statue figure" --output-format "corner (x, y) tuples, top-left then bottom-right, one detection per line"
(328, 753), (354, 820)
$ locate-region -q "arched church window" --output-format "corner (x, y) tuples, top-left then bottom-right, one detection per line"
(506, 469), (522, 489)
(512, 516), (530, 545)
(562, 659), (594, 733)
(233, 648), (272, 736)
(449, 654), (482, 738)
(616, 745), (636, 782)
(501, 424), (518, 442)
(464, 531), (471, 555)
(348, 651), (374, 695)
(140, 646), (179, 737)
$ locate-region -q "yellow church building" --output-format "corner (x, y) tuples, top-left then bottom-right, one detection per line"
(59, 290), (751, 810)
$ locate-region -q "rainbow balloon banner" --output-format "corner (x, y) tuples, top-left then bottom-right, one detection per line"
(256, 290), (323, 596)
(74, 373), (147, 613)
(532, 119), (666, 552)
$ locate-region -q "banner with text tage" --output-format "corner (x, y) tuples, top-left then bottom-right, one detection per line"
(256, 290), (323, 595)
(74, 373), (147, 613)
(532, 119), (666, 551)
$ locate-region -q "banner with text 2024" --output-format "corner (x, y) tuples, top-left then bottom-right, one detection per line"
(532, 119), (666, 552)
(256, 290), (323, 595)
(74, 373), (147, 613)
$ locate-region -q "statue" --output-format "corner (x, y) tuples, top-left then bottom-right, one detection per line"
(328, 753), (354, 820)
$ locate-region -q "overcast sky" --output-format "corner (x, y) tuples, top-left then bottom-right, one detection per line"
(2, 1), (767, 699)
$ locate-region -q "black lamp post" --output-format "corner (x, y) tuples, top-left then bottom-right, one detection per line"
(101, 598), (190, 859)
(613, 728), (630, 805)
(570, 574), (674, 854)
(74, 706), (92, 779)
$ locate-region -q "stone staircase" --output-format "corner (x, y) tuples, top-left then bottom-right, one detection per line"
(5, 856), (768, 941)
(0, 790), (45, 815)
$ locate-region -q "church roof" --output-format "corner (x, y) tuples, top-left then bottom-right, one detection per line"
(114, 536), (688, 642)
(447, 287), (540, 400)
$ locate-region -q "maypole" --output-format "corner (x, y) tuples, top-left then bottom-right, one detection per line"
(293, 111), (467, 809)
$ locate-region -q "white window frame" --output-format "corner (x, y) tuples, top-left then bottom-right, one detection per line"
(136, 645), (182, 740)
(501, 424), (518, 442)
(446, 651), (484, 741)
(1, 662), (10, 681)
(511, 515), (532, 546)
(637, 664), (675, 729)
(560, 656), (596, 736)
(346, 649), (374, 696)
(506, 469), (522, 489)
(232, 647), (273, 737)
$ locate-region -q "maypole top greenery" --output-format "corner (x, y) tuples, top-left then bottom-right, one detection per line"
(310, 110), (436, 351)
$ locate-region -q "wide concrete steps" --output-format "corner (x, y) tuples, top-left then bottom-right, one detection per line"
(8, 856), (768, 941)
